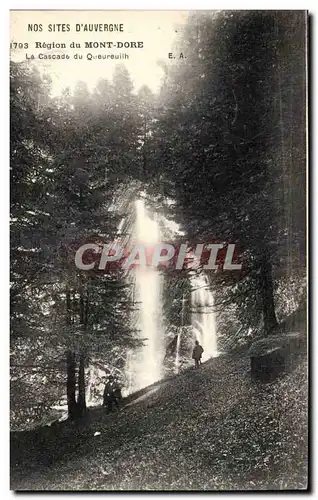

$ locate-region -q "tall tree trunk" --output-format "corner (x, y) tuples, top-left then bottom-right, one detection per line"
(66, 350), (77, 420)
(66, 289), (78, 420)
(260, 252), (278, 335)
(79, 291), (85, 324)
(77, 352), (86, 416)
(85, 293), (89, 326)
(66, 288), (72, 325)
(77, 288), (88, 417)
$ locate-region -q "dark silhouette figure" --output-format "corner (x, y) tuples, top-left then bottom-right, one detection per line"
(192, 340), (204, 368)
(103, 375), (122, 412)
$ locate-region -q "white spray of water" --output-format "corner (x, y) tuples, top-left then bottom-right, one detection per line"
(174, 331), (181, 374)
(174, 294), (186, 374)
(191, 274), (218, 360)
(125, 350), (134, 396)
(128, 199), (165, 391)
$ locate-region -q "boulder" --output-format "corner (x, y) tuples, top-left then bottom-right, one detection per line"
(247, 332), (303, 382)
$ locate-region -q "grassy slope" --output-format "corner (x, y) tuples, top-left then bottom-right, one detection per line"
(10, 354), (308, 491)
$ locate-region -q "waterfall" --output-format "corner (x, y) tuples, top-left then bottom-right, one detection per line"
(124, 350), (134, 396)
(174, 294), (186, 374)
(122, 196), (218, 392)
(127, 198), (165, 391)
(191, 274), (218, 360)
(174, 330), (181, 374)
(86, 364), (108, 406)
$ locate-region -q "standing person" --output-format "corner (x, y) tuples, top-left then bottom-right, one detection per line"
(192, 340), (204, 368)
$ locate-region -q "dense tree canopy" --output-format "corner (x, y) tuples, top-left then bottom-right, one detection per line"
(150, 11), (306, 340)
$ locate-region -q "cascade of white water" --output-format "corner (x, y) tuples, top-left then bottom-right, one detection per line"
(127, 198), (165, 391)
(124, 350), (134, 396)
(191, 274), (218, 360)
(174, 331), (181, 374)
(174, 294), (186, 374)
(86, 365), (108, 406)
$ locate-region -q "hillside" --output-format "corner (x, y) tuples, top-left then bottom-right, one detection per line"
(11, 353), (308, 491)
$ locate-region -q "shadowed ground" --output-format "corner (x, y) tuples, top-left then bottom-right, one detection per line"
(10, 353), (308, 491)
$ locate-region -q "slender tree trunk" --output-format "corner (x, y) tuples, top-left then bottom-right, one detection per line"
(85, 293), (89, 326)
(71, 291), (76, 324)
(77, 288), (88, 417)
(66, 288), (72, 325)
(66, 350), (77, 420)
(66, 289), (79, 420)
(79, 292), (85, 324)
(77, 352), (86, 416)
(260, 252), (278, 335)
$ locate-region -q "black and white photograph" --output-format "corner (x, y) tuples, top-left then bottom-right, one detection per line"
(10, 9), (308, 491)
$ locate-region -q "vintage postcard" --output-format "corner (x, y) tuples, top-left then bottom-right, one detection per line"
(10, 10), (308, 491)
